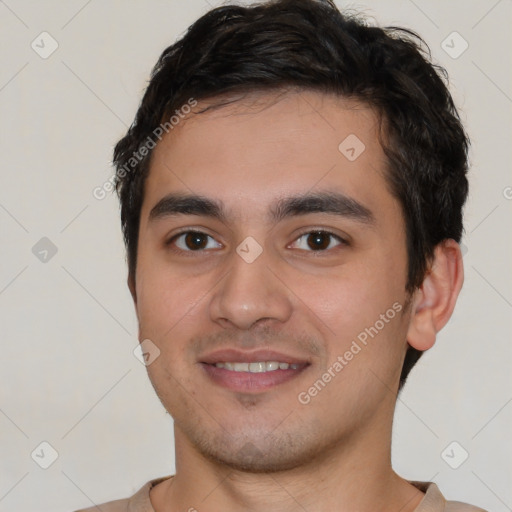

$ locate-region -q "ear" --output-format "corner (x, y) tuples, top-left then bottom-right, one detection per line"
(406, 239), (464, 352)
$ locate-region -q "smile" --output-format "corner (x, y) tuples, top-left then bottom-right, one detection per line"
(214, 361), (302, 372)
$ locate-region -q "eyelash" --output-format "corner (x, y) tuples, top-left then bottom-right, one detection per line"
(165, 229), (348, 255)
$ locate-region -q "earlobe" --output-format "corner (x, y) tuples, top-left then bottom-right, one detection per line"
(406, 239), (464, 352)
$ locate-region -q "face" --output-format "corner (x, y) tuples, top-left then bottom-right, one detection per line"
(131, 89), (413, 472)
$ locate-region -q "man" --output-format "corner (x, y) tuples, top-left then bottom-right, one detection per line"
(76, 0), (487, 510)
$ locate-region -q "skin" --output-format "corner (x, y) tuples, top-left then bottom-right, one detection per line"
(127, 89), (464, 512)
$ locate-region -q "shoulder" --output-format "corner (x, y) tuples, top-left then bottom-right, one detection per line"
(445, 500), (488, 512)
(72, 476), (173, 512)
(411, 481), (489, 512)
(73, 494), (131, 512)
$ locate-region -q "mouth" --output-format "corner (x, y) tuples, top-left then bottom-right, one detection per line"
(199, 349), (311, 393)
(213, 361), (303, 371)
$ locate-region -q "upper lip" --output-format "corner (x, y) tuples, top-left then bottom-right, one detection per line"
(199, 348), (310, 365)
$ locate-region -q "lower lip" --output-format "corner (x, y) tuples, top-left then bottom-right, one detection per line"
(200, 363), (309, 393)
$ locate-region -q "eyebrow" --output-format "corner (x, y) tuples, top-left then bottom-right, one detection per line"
(148, 191), (375, 226)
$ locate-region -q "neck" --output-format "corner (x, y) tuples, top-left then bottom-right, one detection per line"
(151, 414), (424, 512)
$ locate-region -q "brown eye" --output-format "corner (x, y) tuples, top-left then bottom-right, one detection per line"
(168, 231), (221, 252)
(183, 232), (208, 250)
(306, 231), (331, 250)
(291, 230), (346, 252)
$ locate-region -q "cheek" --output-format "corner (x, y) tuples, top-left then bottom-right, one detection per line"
(303, 262), (390, 331)
(135, 257), (198, 340)
(302, 253), (407, 364)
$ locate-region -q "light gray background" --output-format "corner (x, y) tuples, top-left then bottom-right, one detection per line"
(0, 1), (511, 511)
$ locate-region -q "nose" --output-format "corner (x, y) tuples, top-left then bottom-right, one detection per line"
(209, 241), (293, 331)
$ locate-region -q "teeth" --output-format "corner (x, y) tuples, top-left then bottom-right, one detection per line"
(249, 362), (265, 373)
(213, 361), (302, 372)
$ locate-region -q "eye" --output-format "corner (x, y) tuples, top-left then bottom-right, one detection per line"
(167, 231), (222, 252)
(290, 230), (347, 252)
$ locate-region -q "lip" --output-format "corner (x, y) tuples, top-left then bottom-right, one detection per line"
(199, 348), (310, 365)
(199, 348), (311, 393)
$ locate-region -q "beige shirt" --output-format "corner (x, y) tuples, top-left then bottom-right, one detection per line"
(74, 476), (488, 512)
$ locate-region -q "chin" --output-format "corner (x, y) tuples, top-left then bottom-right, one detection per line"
(185, 424), (321, 474)
(203, 443), (308, 473)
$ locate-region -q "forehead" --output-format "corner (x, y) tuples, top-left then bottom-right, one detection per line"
(141, 89), (393, 223)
